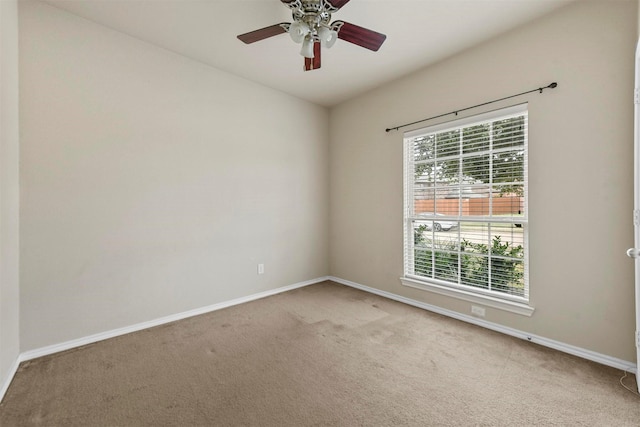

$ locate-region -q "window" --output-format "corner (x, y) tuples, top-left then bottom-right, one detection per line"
(402, 104), (530, 313)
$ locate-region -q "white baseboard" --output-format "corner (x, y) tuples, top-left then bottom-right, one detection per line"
(2, 274), (635, 404)
(1, 277), (327, 403)
(20, 276), (329, 363)
(328, 276), (637, 375)
(0, 357), (20, 404)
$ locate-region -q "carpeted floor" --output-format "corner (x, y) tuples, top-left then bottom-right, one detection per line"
(1, 281), (639, 426)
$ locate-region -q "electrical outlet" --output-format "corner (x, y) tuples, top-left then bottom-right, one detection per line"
(257, 263), (264, 275)
(471, 305), (485, 317)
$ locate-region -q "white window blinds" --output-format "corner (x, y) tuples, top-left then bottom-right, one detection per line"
(403, 104), (528, 302)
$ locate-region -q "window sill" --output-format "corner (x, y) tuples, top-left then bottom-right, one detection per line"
(399, 276), (535, 317)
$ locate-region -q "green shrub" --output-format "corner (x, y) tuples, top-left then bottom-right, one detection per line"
(413, 227), (524, 296)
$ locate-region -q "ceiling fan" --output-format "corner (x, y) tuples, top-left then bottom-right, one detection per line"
(237, 0), (386, 71)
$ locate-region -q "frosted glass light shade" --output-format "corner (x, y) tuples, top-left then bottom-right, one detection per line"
(289, 21), (310, 44)
(300, 37), (314, 58)
(317, 26), (337, 48)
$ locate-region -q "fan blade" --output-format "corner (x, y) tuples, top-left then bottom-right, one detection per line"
(237, 23), (289, 44)
(332, 21), (386, 51)
(304, 42), (321, 71)
(325, 0), (352, 11)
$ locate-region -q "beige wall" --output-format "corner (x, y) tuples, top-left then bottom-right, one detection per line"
(0, 0), (21, 388)
(13, 0), (640, 365)
(330, 0), (637, 362)
(19, 1), (329, 351)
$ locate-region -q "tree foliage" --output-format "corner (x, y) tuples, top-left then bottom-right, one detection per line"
(412, 117), (525, 196)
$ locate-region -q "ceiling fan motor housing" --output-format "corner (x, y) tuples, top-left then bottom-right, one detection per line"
(285, 0), (333, 39)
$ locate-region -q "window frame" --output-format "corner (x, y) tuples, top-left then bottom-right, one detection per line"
(401, 104), (534, 316)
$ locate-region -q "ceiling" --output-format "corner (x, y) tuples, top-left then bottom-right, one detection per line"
(42, 0), (575, 107)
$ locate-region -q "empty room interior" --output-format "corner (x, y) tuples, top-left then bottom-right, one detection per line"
(2, 0), (640, 425)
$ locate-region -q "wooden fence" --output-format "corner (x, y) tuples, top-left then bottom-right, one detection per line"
(415, 196), (523, 215)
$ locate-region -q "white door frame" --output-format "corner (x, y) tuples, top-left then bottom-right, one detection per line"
(629, 37), (640, 393)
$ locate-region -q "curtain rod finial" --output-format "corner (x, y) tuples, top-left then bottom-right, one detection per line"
(540, 82), (558, 93)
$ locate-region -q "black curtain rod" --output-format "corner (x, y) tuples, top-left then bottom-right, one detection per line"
(385, 82), (558, 133)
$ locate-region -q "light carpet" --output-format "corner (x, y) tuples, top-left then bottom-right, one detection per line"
(1, 281), (639, 426)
